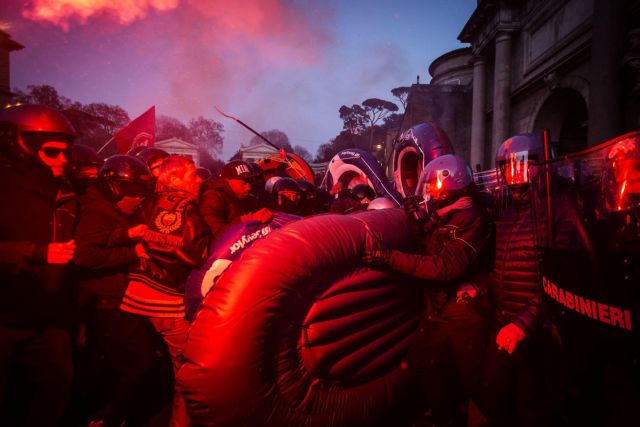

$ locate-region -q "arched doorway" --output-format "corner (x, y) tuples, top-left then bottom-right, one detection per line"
(533, 88), (588, 155)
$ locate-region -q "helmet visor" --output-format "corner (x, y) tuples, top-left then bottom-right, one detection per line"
(279, 190), (301, 203)
(416, 167), (448, 201)
(501, 150), (531, 185)
(118, 180), (151, 198)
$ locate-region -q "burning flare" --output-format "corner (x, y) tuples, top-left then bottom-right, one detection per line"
(22, 0), (179, 30)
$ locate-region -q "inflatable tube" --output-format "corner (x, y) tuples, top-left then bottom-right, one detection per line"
(257, 152), (316, 184)
(179, 209), (424, 426)
(392, 123), (453, 198)
(319, 149), (401, 206)
(185, 213), (300, 321)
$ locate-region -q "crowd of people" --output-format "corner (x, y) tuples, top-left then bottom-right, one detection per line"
(0, 104), (399, 427)
(0, 103), (634, 427)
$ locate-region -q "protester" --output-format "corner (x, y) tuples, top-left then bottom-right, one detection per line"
(0, 104), (78, 426)
(330, 183), (376, 213)
(272, 177), (304, 215)
(68, 144), (102, 195)
(121, 155), (211, 427)
(73, 154), (161, 426)
(199, 160), (272, 238)
(295, 178), (321, 216)
(329, 182), (361, 214)
(135, 147), (169, 179)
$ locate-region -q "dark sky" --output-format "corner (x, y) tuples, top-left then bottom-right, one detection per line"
(4, 0), (476, 159)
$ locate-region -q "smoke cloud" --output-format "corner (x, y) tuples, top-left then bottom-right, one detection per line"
(22, 0), (180, 31)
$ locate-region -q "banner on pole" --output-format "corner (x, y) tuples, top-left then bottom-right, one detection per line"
(114, 106), (155, 154)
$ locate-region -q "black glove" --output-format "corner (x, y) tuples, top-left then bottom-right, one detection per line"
(362, 231), (391, 269)
(403, 196), (426, 223)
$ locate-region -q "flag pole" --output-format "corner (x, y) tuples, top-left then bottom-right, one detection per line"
(97, 136), (115, 154)
(214, 106), (281, 152)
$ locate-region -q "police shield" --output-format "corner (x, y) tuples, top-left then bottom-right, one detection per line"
(530, 131), (640, 349)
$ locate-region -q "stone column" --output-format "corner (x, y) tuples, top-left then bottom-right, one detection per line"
(588, 0), (624, 146)
(492, 31), (513, 164)
(470, 56), (486, 169)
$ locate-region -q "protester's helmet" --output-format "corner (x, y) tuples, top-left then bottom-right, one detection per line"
(135, 147), (169, 175)
(273, 177), (302, 213)
(273, 177), (301, 194)
(0, 104), (76, 161)
(68, 144), (101, 193)
(350, 184), (376, 202)
(126, 145), (147, 157)
(247, 161), (264, 179)
(70, 144), (101, 176)
(367, 197), (397, 210)
(296, 178), (316, 199)
(265, 176), (283, 194)
(416, 154), (474, 202)
(495, 133), (544, 186)
(196, 167), (212, 181)
(98, 155), (153, 202)
(246, 161), (265, 191)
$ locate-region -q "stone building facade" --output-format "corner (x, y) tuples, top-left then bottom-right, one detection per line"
(0, 30), (24, 108)
(402, 0), (640, 170)
(155, 137), (200, 166)
(401, 48), (474, 166)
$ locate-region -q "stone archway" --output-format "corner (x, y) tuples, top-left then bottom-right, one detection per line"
(532, 88), (588, 155)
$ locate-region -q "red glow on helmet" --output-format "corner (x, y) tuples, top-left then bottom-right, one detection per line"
(618, 180), (627, 211)
(437, 170), (445, 189)
(503, 151), (530, 185)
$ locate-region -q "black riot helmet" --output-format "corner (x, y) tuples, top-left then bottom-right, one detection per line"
(247, 161), (265, 191)
(70, 144), (101, 177)
(0, 104), (76, 162)
(247, 161), (264, 179)
(98, 155), (153, 203)
(296, 178), (317, 199)
(273, 177), (302, 214)
(350, 184), (376, 202)
(196, 167), (213, 181)
(135, 147), (169, 177)
(68, 144), (101, 193)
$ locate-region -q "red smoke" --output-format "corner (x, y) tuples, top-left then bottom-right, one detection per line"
(18, 0), (334, 154)
(22, 0), (180, 31)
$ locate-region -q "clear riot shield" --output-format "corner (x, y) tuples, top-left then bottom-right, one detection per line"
(530, 131), (640, 350)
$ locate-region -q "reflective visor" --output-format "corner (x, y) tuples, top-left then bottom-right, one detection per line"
(415, 167), (449, 201)
(279, 191), (301, 203)
(502, 151), (530, 185)
(119, 180), (151, 198)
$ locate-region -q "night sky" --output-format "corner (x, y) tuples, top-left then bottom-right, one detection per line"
(3, 0), (475, 160)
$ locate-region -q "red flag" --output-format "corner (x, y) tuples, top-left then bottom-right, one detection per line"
(115, 106), (155, 154)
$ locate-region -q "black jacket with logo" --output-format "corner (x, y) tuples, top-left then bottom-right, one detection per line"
(134, 189), (211, 295)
